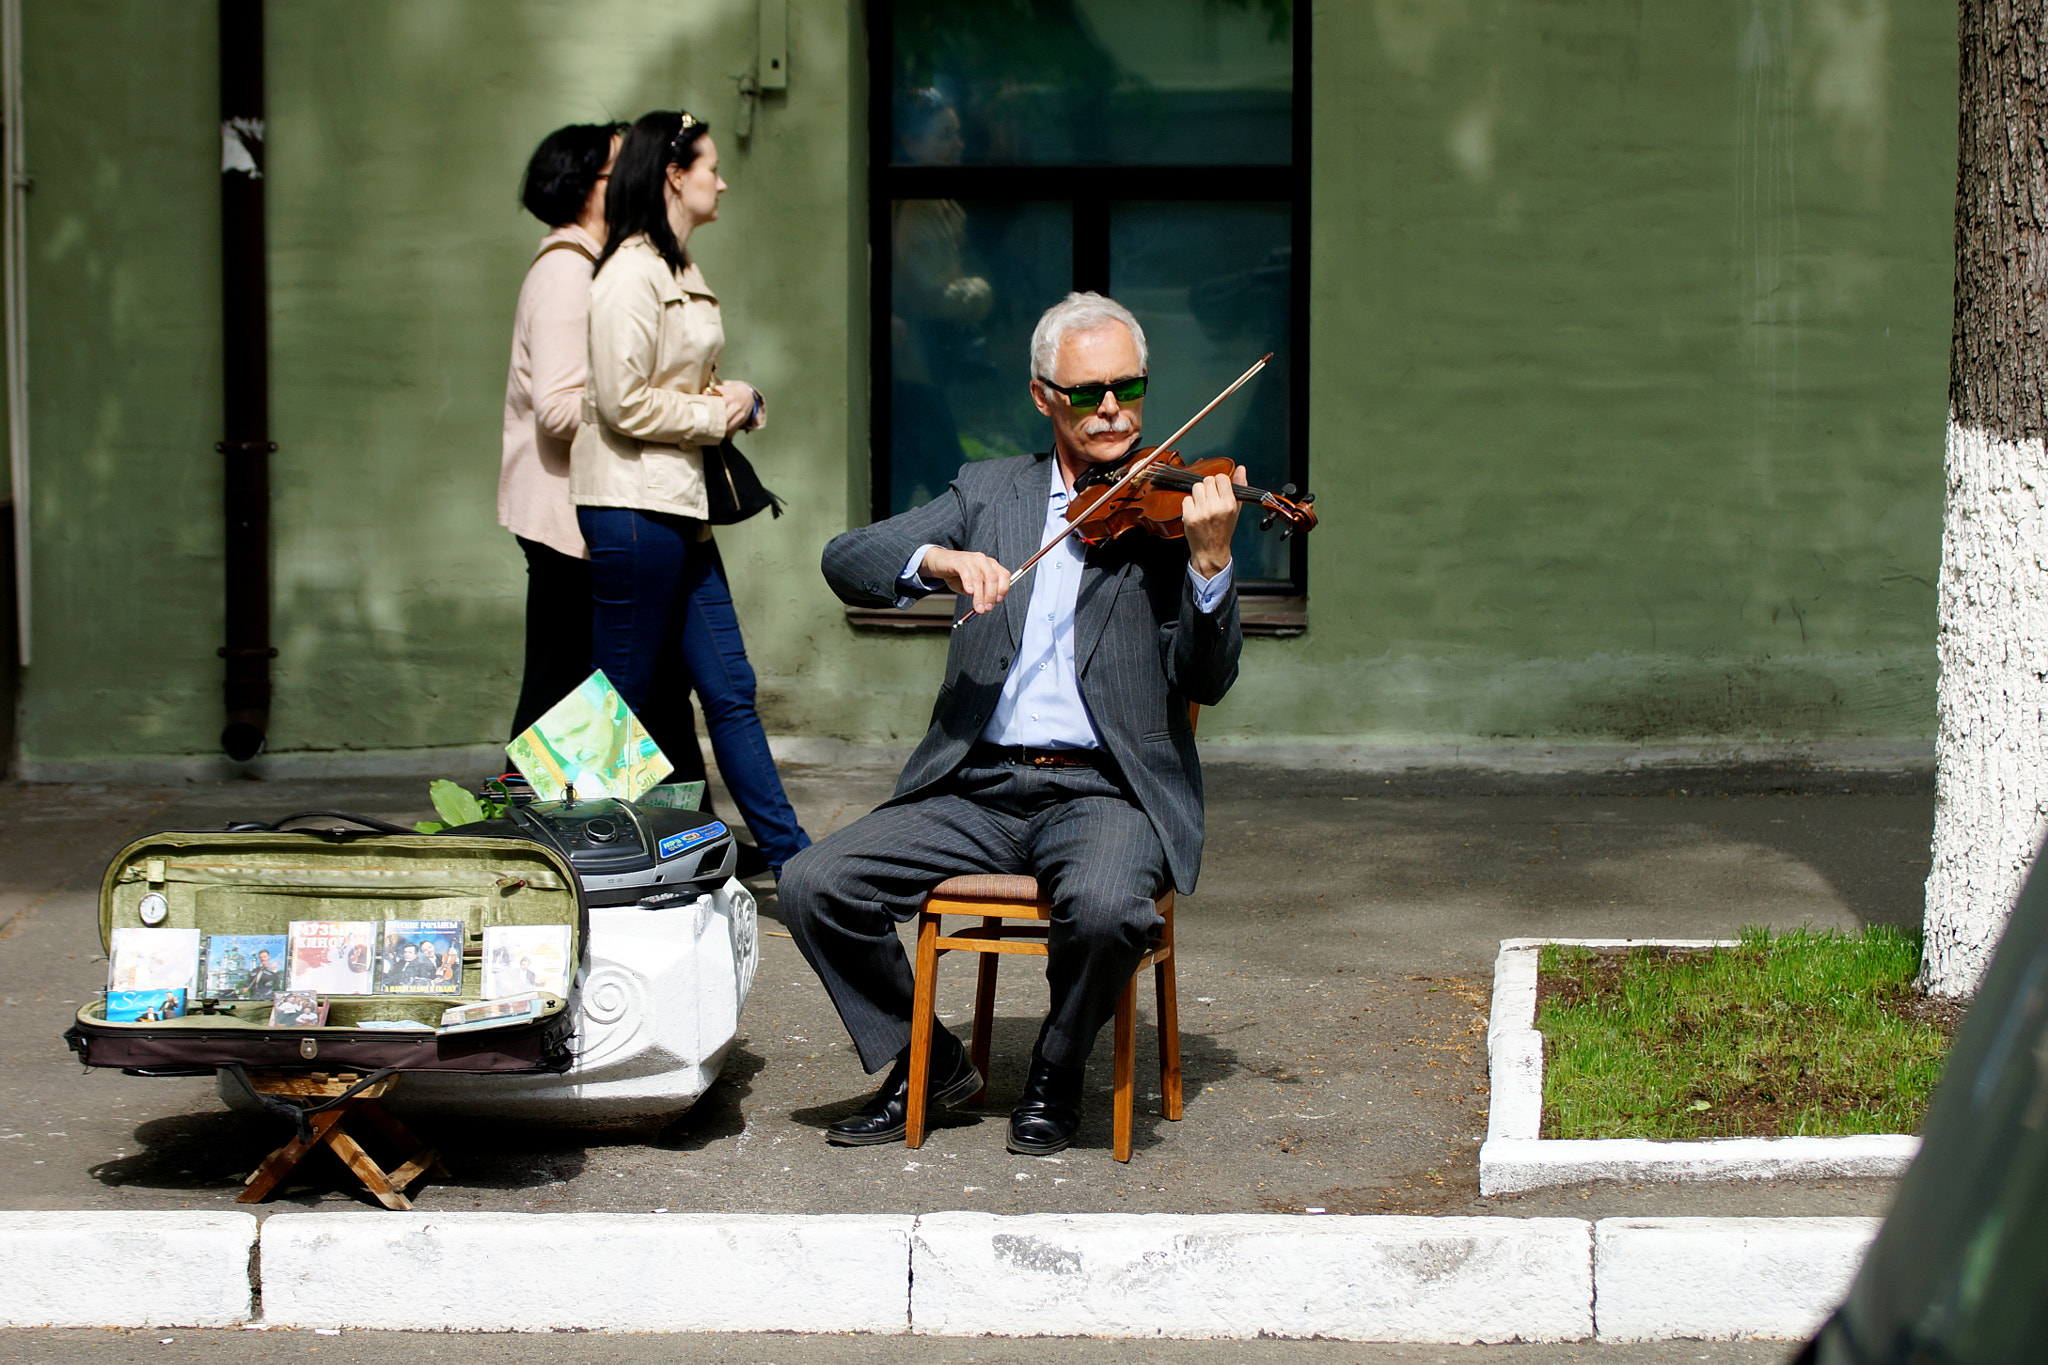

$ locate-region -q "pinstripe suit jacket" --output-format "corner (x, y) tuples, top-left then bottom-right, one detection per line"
(822, 451), (1242, 894)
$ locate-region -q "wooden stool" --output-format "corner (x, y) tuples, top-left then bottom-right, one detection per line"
(905, 875), (1182, 1162)
(237, 1071), (448, 1210)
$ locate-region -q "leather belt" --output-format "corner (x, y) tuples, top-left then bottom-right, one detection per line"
(966, 742), (1113, 771)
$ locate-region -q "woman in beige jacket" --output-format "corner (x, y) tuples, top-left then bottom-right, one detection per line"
(499, 121), (713, 798)
(573, 110), (810, 874)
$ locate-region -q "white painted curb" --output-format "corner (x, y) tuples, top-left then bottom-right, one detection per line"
(259, 1212), (915, 1333)
(1482, 1135), (1921, 1195)
(1485, 1029), (1543, 1143)
(0, 1211), (255, 1328)
(1482, 938), (1922, 1195)
(1594, 1217), (1878, 1341)
(0, 1209), (1876, 1340)
(908, 1213), (1594, 1342)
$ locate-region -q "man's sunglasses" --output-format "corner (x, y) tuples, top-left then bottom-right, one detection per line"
(1038, 374), (1148, 411)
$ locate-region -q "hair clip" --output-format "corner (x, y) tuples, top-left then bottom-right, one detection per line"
(669, 111), (702, 158)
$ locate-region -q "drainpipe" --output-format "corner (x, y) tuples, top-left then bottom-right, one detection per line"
(217, 0), (273, 762)
(3, 0), (29, 670)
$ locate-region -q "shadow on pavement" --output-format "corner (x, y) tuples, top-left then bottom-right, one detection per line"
(656, 1046), (765, 1151)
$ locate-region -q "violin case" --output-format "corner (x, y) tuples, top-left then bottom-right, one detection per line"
(63, 815), (587, 1076)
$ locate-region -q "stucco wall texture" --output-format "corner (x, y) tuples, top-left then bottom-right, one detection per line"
(12, 0), (1953, 768)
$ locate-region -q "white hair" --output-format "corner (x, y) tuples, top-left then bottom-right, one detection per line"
(1029, 292), (1148, 383)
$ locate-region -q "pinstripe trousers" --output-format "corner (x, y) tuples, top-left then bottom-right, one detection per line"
(777, 760), (1171, 1074)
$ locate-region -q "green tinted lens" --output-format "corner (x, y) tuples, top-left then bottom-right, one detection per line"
(1060, 376), (1146, 410)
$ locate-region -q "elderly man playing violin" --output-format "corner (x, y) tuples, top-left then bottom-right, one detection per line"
(779, 291), (1247, 1156)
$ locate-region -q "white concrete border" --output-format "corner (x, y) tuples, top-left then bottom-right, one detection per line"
(909, 1212), (1593, 1342)
(0, 1211), (256, 1328)
(260, 1212), (916, 1333)
(1481, 938), (1923, 1195)
(1594, 1217), (1878, 1341)
(0, 1209), (1878, 1341)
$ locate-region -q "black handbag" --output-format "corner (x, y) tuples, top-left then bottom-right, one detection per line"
(704, 438), (785, 525)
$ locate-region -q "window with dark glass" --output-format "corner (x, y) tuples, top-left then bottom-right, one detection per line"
(870, 0), (1308, 604)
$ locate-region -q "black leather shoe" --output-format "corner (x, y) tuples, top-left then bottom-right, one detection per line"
(825, 1031), (981, 1147)
(1006, 1056), (1085, 1155)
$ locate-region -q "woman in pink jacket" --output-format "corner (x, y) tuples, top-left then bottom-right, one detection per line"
(498, 122), (712, 796)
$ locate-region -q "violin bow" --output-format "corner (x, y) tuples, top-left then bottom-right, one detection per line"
(953, 352), (1273, 630)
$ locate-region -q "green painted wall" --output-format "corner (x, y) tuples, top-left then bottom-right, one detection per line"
(14, 0), (1953, 768)
(17, 0), (868, 765)
(1276, 0), (1952, 746)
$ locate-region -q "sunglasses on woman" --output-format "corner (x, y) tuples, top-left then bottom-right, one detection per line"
(1038, 374), (1148, 411)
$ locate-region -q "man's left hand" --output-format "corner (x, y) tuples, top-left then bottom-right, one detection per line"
(1183, 465), (1247, 579)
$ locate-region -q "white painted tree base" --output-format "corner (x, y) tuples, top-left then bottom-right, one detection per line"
(1926, 419), (2048, 997)
(1480, 939), (1920, 1196)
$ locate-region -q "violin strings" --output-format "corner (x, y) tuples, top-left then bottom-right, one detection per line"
(1133, 467), (1279, 504)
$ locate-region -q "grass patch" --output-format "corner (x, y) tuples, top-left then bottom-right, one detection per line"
(1536, 926), (1965, 1140)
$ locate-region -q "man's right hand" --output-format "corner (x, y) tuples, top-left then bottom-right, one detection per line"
(920, 546), (1011, 616)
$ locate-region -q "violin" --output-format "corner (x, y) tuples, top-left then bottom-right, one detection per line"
(1068, 445), (1318, 546)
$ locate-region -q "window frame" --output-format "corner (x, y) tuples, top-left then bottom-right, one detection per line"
(865, 2), (1313, 607)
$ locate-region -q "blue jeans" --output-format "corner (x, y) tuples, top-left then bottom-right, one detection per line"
(578, 506), (811, 872)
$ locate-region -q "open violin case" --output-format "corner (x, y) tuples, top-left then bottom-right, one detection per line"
(63, 815), (586, 1076)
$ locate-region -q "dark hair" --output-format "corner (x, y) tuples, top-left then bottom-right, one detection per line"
(519, 122), (625, 228)
(595, 110), (712, 276)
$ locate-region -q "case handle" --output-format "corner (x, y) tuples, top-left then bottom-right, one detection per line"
(225, 810), (418, 836)
(220, 1062), (402, 1145)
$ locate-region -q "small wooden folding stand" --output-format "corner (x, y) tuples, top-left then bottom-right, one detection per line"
(237, 1072), (449, 1210)
(905, 874), (1182, 1162)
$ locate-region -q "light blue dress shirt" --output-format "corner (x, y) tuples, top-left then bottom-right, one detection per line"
(899, 459), (1234, 751)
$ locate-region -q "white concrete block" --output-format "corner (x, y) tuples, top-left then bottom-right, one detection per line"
(909, 1213), (1593, 1342)
(260, 1212), (913, 1333)
(1480, 1135), (1920, 1196)
(1594, 1216), (1878, 1341)
(1487, 943), (1540, 1050)
(0, 1212), (255, 1328)
(1487, 1028), (1544, 1142)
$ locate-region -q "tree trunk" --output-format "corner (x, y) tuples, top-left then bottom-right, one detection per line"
(1925, 0), (2048, 995)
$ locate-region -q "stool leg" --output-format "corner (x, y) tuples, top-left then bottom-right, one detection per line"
(325, 1125), (412, 1212)
(357, 1096), (453, 1177)
(907, 912), (941, 1149)
(1112, 972), (1137, 1163)
(1155, 956), (1183, 1122)
(970, 918), (999, 1107)
(1155, 897), (1183, 1122)
(238, 1106), (349, 1204)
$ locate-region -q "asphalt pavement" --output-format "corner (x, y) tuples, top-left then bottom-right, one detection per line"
(0, 758), (1932, 1222)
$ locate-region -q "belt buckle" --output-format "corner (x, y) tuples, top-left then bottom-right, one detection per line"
(1027, 750), (1060, 767)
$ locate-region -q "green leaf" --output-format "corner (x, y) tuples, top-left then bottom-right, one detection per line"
(427, 779), (486, 828)
(414, 819), (448, 834)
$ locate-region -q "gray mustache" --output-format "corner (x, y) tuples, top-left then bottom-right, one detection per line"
(1081, 414), (1136, 436)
